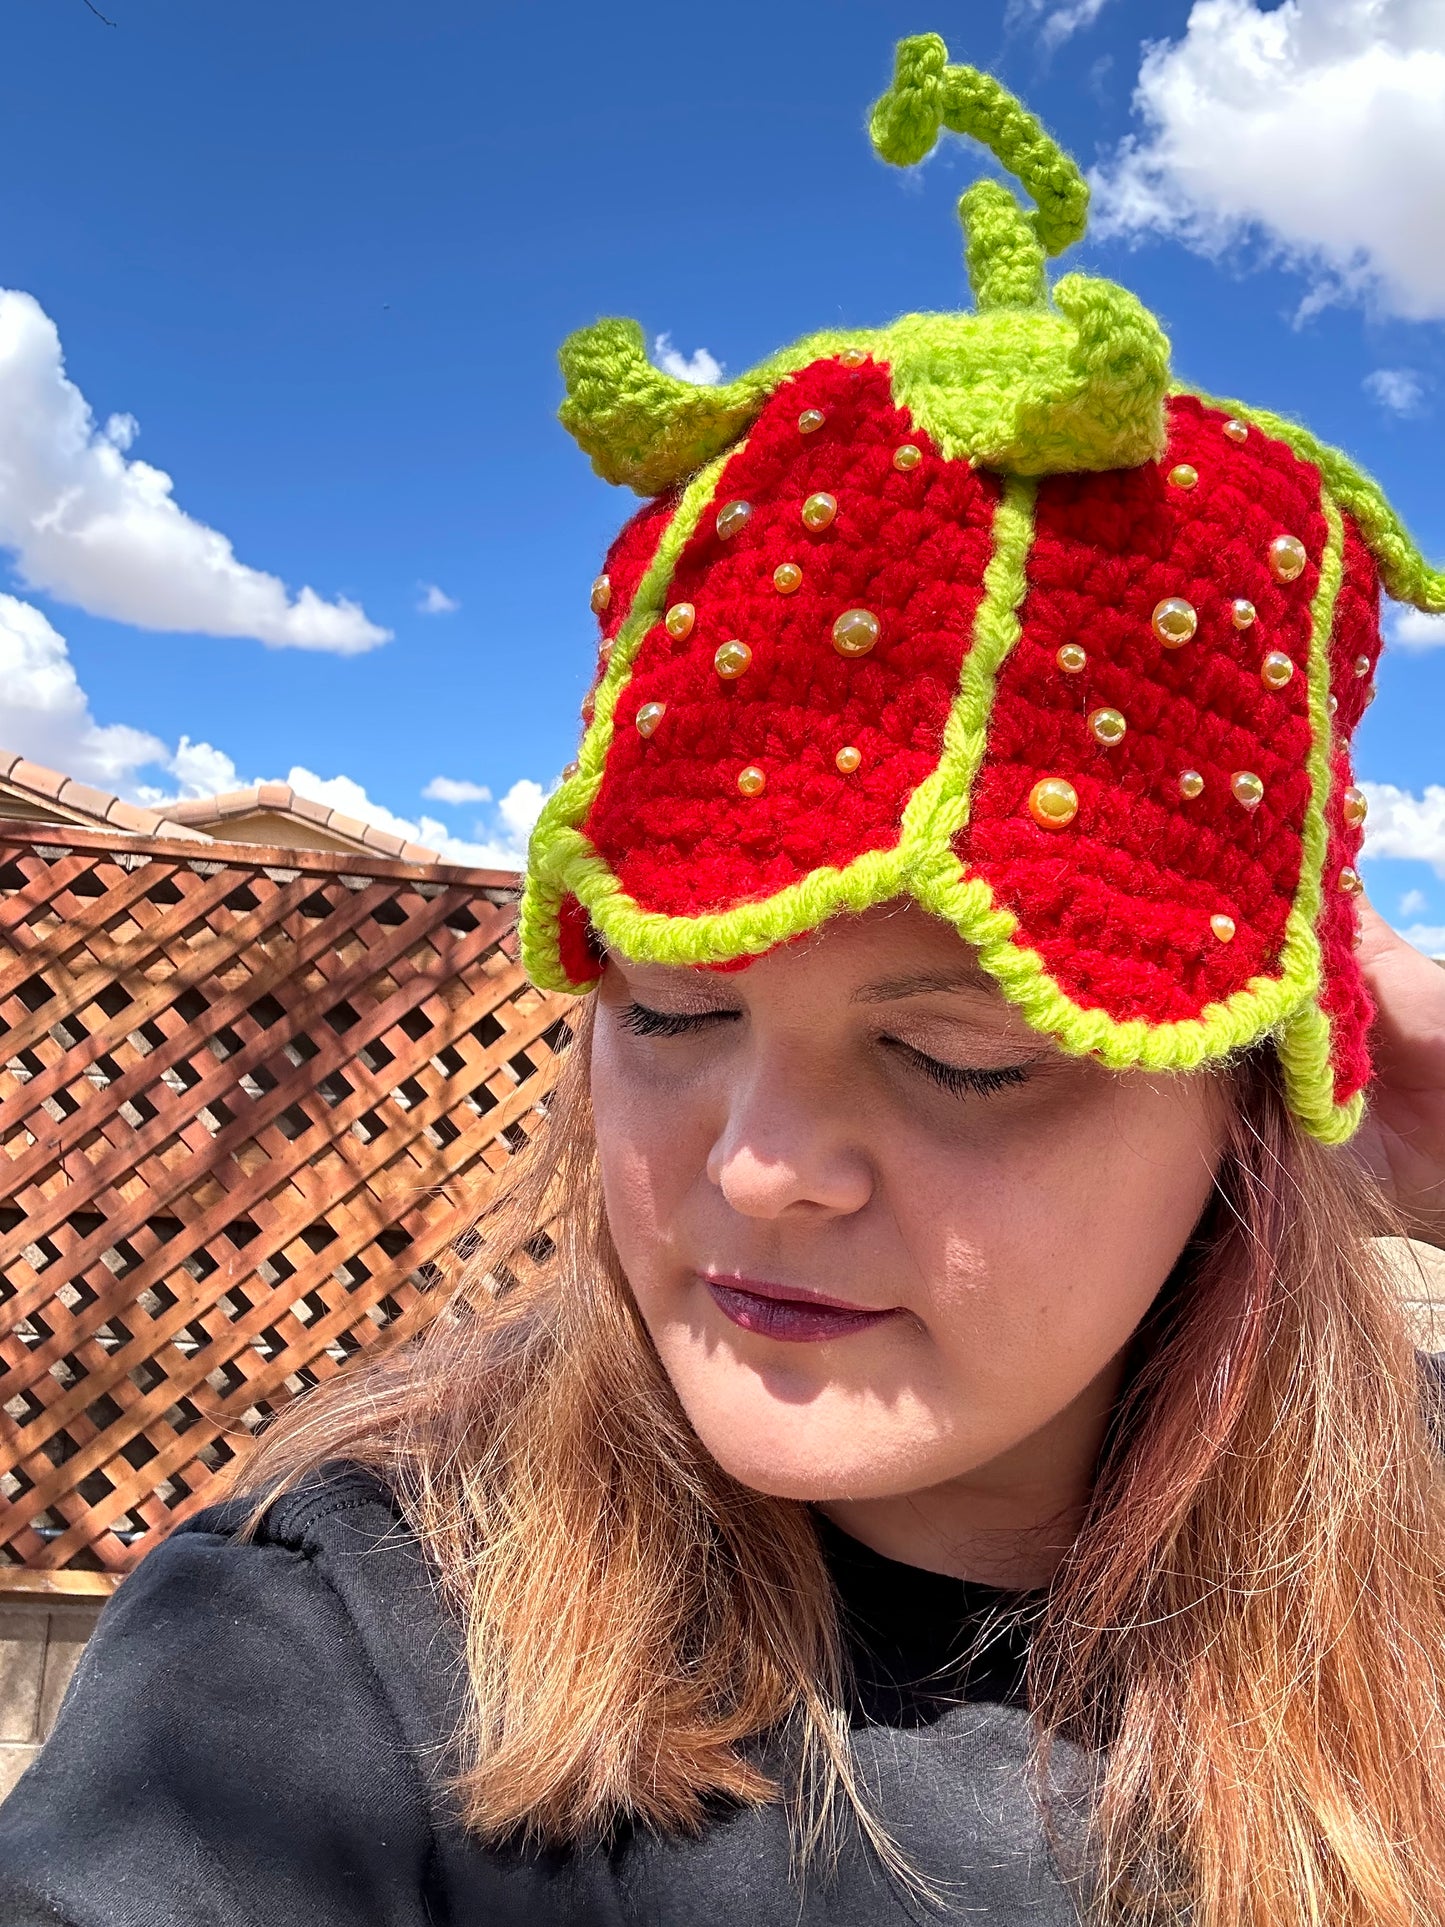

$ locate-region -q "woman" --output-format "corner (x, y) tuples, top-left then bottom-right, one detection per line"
(7, 37), (1445, 1927)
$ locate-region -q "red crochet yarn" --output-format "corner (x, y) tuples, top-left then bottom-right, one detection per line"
(584, 357), (1001, 909)
(559, 358), (1380, 1112)
(958, 394), (1322, 1023)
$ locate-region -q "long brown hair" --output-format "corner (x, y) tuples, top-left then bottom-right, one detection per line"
(243, 999), (1445, 1925)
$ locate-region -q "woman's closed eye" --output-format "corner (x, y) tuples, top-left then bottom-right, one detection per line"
(617, 1001), (1030, 1099)
(884, 1040), (1031, 1100)
(617, 1000), (739, 1041)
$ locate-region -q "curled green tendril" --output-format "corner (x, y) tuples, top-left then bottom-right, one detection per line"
(868, 35), (1089, 310)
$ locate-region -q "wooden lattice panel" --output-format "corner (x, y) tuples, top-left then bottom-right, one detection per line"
(0, 824), (569, 1582)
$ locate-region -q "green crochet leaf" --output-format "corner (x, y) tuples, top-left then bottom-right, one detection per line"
(557, 320), (773, 495)
(882, 286), (1169, 474)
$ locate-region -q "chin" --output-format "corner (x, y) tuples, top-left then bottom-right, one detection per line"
(673, 1374), (951, 1503)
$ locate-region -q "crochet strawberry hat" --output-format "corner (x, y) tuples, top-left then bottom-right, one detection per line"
(521, 33), (1445, 1144)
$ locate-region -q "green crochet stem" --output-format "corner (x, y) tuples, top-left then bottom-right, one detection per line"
(558, 34), (1167, 493)
(867, 34), (1089, 311)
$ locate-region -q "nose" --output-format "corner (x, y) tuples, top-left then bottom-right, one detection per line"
(705, 1051), (873, 1221)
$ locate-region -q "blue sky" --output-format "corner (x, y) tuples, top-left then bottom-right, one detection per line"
(2, 0), (1443, 938)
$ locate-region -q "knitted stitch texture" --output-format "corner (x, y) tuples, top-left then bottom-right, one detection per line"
(522, 33), (1441, 1144)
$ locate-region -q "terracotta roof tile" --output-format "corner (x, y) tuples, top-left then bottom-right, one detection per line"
(163, 783), (440, 863)
(11, 759), (69, 801)
(0, 751), (493, 872)
(325, 810), (378, 846)
(58, 777), (126, 821)
(0, 750), (207, 841)
(168, 789), (258, 823)
(105, 798), (175, 834)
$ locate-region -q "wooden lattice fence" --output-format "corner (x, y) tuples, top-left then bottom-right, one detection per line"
(0, 823), (569, 1591)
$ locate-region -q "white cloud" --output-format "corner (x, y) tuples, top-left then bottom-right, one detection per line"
(1390, 604), (1445, 650)
(0, 289), (389, 652)
(1401, 923), (1445, 956)
(0, 588), (258, 807)
(1091, 0), (1445, 320)
(1360, 781), (1445, 876)
(653, 333), (724, 385)
(1400, 887), (1429, 918)
(288, 768), (547, 871)
(0, 583), (541, 870)
(1364, 367), (1427, 415)
(1007, 0), (1115, 48)
(494, 778), (546, 843)
(422, 775), (491, 805)
(0, 590), (167, 785)
(287, 767), (442, 847)
(416, 582), (459, 615)
(131, 742), (246, 812)
(169, 737), (242, 798)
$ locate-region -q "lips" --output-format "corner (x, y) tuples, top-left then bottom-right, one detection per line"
(699, 1273), (900, 1345)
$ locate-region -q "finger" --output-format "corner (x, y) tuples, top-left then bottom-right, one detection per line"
(1356, 891), (1405, 959)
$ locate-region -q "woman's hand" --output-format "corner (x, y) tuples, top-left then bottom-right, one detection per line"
(1349, 897), (1445, 1247)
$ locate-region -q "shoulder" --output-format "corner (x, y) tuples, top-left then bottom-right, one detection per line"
(189, 1455), (404, 1538)
(182, 1462), (438, 1641)
(110, 1458), (466, 1774)
(187, 1460), (468, 1747)
(108, 1459), (460, 1718)
(0, 1463), (461, 1927)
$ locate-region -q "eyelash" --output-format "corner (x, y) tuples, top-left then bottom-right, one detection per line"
(616, 1001), (1030, 1099)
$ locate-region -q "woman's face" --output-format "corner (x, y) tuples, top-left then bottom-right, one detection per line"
(590, 901), (1228, 1569)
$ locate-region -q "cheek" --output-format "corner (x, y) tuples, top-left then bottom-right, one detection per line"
(588, 1033), (710, 1287)
(910, 1076), (1222, 1402)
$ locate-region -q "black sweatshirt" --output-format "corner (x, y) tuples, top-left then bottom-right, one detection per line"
(0, 1463), (1092, 1926)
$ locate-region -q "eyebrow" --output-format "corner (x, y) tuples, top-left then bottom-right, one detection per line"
(850, 967), (999, 1005)
(611, 955), (1005, 1011)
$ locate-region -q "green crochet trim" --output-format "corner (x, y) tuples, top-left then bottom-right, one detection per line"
(1175, 382), (1445, 614)
(1273, 494), (1365, 1144)
(558, 34), (1170, 494)
(903, 474), (1038, 848)
(558, 320), (775, 499)
(561, 304), (1170, 497)
(521, 471), (1361, 1139)
(882, 291), (1168, 477)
